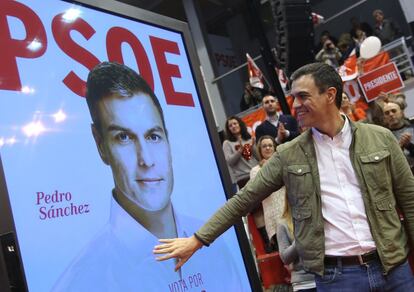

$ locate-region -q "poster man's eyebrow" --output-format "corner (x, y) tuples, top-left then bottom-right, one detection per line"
(106, 124), (131, 132)
(106, 124), (166, 135)
(146, 126), (165, 133)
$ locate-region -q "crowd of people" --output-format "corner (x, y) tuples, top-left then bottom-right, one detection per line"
(240, 9), (405, 124)
(315, 9), (402, 69)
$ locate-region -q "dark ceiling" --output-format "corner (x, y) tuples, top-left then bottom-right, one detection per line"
(116, 0), (273, 35)
(115, 0), (324, 23)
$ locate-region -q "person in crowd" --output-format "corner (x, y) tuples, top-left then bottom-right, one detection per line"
(250, 135), (285, 252)
(240, 82), (264, 111)
(383, 101), (414, 173)
(350, 27), (367, 57)
(154, 62), (414, 291)
(255, 94), (299, 144)
(393, 92), (408, 111)
(373, 9), (402, 45)
(337, 41), (353, 64)
(351, 27), (367, 46)
(369, 91), (406, 126)
(53, 62), (243, 291)
(315, 30), (338, 53)
(350, 16), (373, 38)
(278, 196), (316, 292)
(368, 91), (391, 126)
(337, 33), (355, 64)
(340, 92), (366, 122)
(222, 116), (258, 189)
(315, 38), (342, 68)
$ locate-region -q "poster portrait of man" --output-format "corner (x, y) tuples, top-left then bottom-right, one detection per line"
(52, 62), (244, 291)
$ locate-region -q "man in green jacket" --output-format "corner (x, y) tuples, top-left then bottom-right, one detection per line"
(154, 63), (414, 291)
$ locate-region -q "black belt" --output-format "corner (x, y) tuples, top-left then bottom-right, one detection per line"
(324, 250), (379, 266)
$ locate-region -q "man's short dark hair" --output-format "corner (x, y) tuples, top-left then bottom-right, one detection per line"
(86, 62), (167, 135)
(290, 63), (343, 109)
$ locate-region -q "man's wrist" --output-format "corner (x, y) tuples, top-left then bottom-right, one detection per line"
(194, 233), (209, 247)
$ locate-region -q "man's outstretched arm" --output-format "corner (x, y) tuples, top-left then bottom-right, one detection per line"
(153, 152), (284, 270)
(153, 235), (203, 271)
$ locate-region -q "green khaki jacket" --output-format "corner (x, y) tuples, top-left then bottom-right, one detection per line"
(196, 121), (414, 275)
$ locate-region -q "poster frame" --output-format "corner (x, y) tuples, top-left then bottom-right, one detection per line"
(0, 0), (261, 291)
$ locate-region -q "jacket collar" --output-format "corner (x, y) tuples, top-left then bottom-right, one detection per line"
(297, 130), (316, 160)
(297, 116), (359, 148)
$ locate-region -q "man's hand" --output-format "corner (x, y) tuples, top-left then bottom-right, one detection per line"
(277, 123), (287, 142)
(400, 133), (412, 148)
(153, 235), (203, 271)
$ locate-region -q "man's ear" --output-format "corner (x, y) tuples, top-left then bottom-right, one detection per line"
(326, 87), (337, 105)
(91, 124), (109, 165)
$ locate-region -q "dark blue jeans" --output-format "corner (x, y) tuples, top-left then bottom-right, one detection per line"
(315, 259), (414, 291)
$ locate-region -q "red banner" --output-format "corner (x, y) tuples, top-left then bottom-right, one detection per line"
(241, 108), (266, 134)
(358, 62), (404, 102)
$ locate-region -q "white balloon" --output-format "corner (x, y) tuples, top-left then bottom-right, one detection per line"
(360, 36), (382, 59)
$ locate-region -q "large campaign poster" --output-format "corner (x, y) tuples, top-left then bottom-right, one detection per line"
(0, 1), (254, 291)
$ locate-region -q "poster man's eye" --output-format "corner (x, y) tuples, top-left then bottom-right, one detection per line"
(115, 132), (131, 143)
(147, 133), (161, 142)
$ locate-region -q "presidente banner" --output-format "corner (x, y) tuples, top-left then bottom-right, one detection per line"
(357, 62), (404, 102)
(0, 1), (252, 291)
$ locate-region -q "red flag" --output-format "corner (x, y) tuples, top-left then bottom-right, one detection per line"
(275, 66), (288, 92)
(246, 53), (264, 89)
(338, 50), (359, 81)
(311, 12), (324, 26)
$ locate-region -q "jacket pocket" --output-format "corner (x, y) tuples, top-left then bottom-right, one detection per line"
(359, 150), (391, 190)
(292, 207), (312, 239)
(374, 197), (401, 248)
(360, 150), (390, 164)
(376, 197), (394, 211)
(287, 164), (312, 206)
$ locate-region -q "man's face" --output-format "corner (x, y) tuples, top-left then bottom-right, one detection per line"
(374, 12), (384, 23)
(262, 95), (278, 116)
(383, 102), (404, 129)
(93, 93), (173, 212)
(292, 75), (332, 129)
